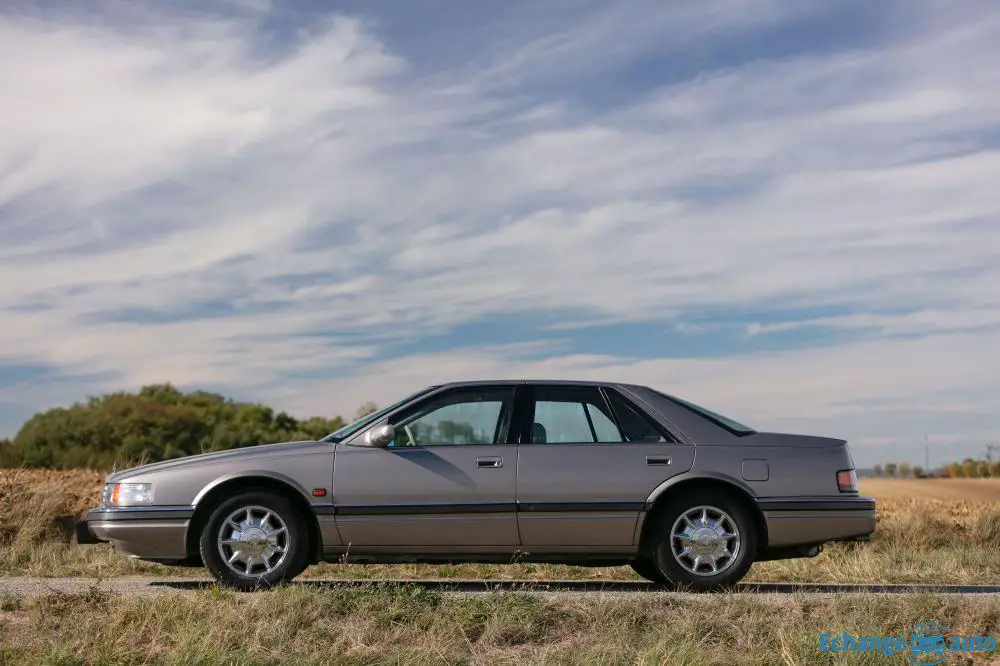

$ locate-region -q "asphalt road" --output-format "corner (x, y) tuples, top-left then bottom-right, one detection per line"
(3, 577), (1000, 598)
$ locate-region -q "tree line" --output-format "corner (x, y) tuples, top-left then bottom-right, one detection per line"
(5, 385), (1000, 476)
(871, 459), (1000, 479)
(0, 384), (378, 470)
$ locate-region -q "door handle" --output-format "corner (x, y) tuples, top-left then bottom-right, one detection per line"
(646, 455), (672, 466)
(477, 456), (503, 468)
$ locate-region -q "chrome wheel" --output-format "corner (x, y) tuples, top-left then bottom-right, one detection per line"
(217, 505), (290, 577)
(670, 505), (741, 577)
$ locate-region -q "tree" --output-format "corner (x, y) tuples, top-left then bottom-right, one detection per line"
(992, 462), (1000, 478)
(884, 462), (898, 478)
(354, 402), (379, 419)
(963, 458), (979, 478)
(912, 465), (925, 479)
(948, 462), (965, 478)
(299, 416), (345, 440)
(7, 384), (355, 469)
(872, 464), (883, 477)
(898, 461), (911, 478)
(977, 462), (990, 478)
(0, 438), (22, 467)
(438, 420), (459, 445)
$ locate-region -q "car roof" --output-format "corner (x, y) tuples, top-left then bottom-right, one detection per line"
(431, 379), (649, 390)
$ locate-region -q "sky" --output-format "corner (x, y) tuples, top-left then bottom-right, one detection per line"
(1, 0), (999, 468)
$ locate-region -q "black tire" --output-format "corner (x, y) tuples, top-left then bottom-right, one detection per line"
(199, 490), (309, 591)
(629, 557), (669, 584)
(649, 489), (756, 591)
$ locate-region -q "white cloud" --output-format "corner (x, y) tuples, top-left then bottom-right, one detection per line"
(1, 2), (999, 465)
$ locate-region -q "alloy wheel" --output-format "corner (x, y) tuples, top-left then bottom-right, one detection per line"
(217, 505), (290, 577)
(669, 505), (741, 576)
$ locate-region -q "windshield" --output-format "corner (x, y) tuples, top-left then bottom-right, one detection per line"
(656, 392), (756, 436)
(322, 386), (437, 442)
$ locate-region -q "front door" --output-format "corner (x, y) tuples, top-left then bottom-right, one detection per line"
(515, 384), (694, 548)
(333, 385), (519, 549)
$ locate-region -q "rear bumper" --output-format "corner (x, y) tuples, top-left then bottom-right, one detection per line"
(757, 496), (876, 548)
(79, 506), (193, 561)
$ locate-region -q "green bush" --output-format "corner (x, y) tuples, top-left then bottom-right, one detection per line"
(4, 384), (351, 470)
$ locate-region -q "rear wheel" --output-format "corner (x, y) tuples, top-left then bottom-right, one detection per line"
(649, 490), (756, 591)
(199, 491), (309, 590)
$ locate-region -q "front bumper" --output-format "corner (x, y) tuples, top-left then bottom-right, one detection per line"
(75, 520), (105, 545)
(757, 496), (876, 548)
(78, 506), (194, 561)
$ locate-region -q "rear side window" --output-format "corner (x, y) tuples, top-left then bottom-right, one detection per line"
(530, 386), (623, 444)
(606, 391), (675, 443)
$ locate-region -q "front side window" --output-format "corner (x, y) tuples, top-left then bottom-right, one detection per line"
(530, 386), (623, 444)
(390, 387), (512, 447)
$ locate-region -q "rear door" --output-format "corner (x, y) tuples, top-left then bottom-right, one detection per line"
(515, 384), (694, 548)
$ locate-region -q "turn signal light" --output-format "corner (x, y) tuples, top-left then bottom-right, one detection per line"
(103, 482), (153, 506)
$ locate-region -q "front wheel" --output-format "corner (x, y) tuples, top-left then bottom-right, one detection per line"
(199, 491), (309, 590)
(649, 490), (756, 591)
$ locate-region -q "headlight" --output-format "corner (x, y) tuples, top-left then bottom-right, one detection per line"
(104, 483), (153, 506)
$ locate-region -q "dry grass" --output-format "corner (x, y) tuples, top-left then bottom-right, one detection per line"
(4, 471), (1000, 664)
(0, 469), (170, 577)
(860, 477), (1000, 502)
(1, 585), (999, 664)
(4, 469), (1000, 584)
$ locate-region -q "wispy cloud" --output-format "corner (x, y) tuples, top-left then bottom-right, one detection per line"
(1, 0), (999, 466)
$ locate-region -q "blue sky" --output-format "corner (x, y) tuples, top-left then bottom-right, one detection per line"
(2, 0), (1000, 467)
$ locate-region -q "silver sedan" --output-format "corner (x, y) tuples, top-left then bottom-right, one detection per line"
(77, 380), (876, 590)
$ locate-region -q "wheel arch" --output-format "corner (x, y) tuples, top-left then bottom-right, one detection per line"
(186, 473), (322, 564)
(636, 473), (769, 554)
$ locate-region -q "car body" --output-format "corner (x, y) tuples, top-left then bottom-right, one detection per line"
(77, 380), (876, 589)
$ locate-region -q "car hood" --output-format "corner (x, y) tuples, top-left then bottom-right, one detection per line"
(106, 440), (327, 482)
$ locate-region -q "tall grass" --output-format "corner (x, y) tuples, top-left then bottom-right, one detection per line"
(1, 585), (999, 664)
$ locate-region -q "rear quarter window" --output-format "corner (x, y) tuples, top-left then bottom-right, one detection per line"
(653, 391), (756, 436)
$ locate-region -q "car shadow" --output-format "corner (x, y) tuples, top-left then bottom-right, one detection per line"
(390, 449), (477, 490)
(148, 579), (1000, 594)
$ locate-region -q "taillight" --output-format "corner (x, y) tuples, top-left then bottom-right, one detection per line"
(837, 469), (858, 493)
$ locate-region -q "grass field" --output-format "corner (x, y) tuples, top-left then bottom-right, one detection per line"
(861, 476), (1000, 501)
(3, 470), (1000, 664)
(3, 585), (999, 665)
(3, 469), (1000, 584)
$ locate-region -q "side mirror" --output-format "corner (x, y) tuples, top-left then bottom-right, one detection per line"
(363, 424), (395, 448)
